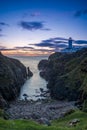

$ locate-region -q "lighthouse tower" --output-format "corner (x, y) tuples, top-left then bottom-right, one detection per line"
(68, 37), (73, 49)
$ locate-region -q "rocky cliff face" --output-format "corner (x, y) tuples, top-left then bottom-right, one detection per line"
(0, 52), (32, 108)
(38, 48), (87, 102)
(38, 59), (49, 80)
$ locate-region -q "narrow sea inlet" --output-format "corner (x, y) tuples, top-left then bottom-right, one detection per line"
(11, 56), (48, 100)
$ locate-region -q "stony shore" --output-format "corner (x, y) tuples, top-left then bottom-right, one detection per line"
(6, 99), (76, 124)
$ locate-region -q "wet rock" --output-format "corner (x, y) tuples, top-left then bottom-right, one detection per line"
(23, 94), (29, 101)
(27, 67), (33, 77)
(40, 88), (44, 92)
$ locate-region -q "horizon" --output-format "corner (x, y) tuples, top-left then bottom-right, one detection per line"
(0, 0), (87, 56)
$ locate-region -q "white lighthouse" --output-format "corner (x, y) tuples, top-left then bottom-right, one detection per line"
(68, 37), (73, 49)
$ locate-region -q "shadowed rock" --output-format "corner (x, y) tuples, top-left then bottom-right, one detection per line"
(38, 48), (87, 102)
(23, 94), (29, 100)
(27, 67), (33, 77)
(0, 52), (32, 108)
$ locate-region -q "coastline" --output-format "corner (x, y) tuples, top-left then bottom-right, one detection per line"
(6, 98), (76, 124)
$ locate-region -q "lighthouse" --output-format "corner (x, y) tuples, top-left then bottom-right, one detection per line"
(68, 37), (73, 49)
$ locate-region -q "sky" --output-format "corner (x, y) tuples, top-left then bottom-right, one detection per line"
(0, 0), (87, 56)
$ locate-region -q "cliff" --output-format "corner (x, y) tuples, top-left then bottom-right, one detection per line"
(38, 48), (87, 101)
(0, 52), (32, 108)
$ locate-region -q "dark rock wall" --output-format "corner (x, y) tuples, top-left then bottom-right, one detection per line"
(0, 52), (32, 108)
(38, 48), (87, 101)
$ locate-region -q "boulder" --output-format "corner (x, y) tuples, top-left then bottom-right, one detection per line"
(23, 94), (29, 101)
(27, 67), (33, 77)
(69, 119), (80, 126)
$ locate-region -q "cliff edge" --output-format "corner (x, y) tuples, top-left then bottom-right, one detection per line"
(38, 48), (87, 102)
(0, 52), (31, 108)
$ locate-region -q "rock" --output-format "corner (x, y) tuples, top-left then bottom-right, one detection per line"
(0, 94), (8, 108)
(37, 117), (51, 126)
(27, 67), (33, 77)
(40, 88), (44, 92)
(0, 52), (32, 108)
(38, 59), (49, 80)
(38, 48), (87, 102)
(23, 94), (29, 101)
(69, 119), (80, 126)
(0, 52), (27, 102)
(63, 109), (75, 117)
(38, 59), (49, 70)
(75, 101), (83, 110)
(31, 113), (41, 119)
(6, 100), (76, 121)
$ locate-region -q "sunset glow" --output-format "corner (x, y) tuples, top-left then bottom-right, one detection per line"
(0, 0), (87, 56)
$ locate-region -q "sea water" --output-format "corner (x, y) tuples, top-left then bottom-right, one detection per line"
(11, 56), (48, 100)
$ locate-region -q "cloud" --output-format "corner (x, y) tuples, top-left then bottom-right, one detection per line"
(30, 48), (53, 52)
(51, 37), (68, 41)
(36, 37), (68, 45)
(74, 11), (82, 17)
(18, 21), (50, 31)
(0, 46), (6, 50)
(30, 12), (41, 17)
(0, 48), (16, 51)
(0, 29), (3, 36)
(83, 9), (87, 15)
(57, 44), (68, 48)
(54, 41), (67, 43)
(75, 40), (87, 44)
(0, 22), (9, 36)
(29, 37), (87, 50)
(29, 37), (87, 49)
(22, 12), (41, 18)
(0, 34), (4, 37)
(41, 28), (51, 31)
(0, 46), (34, 51)
(29, 37), (68, 49)
(0, 45), (53, 54)
(42, 39), (53, 43)
(50, 44), (68, 48)
(14, 46), (34, 50)
(0, 22), (9, 26)
(0, 46), (34, 52)
(0, 45), (17, 51)
(74, 9), (87, 17)
(0, 47), (16, 51)
(32, 42), (54, 47)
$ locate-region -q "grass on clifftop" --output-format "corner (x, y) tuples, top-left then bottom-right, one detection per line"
(0, 110), (87, 130)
